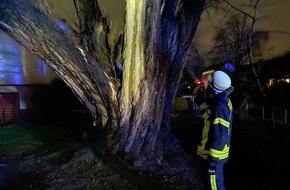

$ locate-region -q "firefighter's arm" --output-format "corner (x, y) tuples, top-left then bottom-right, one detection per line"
(193, 85), (202, 97)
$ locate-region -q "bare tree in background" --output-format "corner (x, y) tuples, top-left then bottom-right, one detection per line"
(204, 0), (267, 110)
(222, 0), (264, 94)
(184, 44), (205, 82)
(0, 0), (206, 186)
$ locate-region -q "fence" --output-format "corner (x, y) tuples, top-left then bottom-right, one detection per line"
(173, 98), (290, 125)
(247, 104), (289, 124)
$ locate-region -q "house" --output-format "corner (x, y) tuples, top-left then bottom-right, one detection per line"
(0, 31), (57, 123)
(260, 53), (290, 87)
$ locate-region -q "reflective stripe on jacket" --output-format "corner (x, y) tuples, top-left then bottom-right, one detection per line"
(197, 97), (233, 163)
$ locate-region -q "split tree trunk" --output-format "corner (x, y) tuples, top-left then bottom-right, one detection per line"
(0, 0), (205, 186)
(110, 0), (206, 173)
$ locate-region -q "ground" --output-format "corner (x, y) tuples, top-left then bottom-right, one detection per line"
(0, 112), (289, 190)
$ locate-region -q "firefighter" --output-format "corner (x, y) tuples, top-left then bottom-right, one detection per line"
(195, 70), (234, 190)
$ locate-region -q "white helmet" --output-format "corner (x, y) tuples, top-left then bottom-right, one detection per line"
(211, 70), (231, 93)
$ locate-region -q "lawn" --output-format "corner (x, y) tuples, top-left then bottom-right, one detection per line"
(0, 113), (289, 190)
(0, 120), (190, 190)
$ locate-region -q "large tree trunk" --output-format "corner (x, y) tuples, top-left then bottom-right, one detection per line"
(0, 0), (205, 186)
(111, 0), (205, 178)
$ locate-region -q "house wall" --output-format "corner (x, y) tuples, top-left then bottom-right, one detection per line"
(0, 92), (19, 123)
(0, 85), (38, 110)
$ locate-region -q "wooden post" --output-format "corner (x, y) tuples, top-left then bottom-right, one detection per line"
(285, 108), (288, 123)
(271, 112), (275, 129)
(262, 106), (265, 121)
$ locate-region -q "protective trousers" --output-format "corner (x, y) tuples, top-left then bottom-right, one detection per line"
(206, 163), (225, 190)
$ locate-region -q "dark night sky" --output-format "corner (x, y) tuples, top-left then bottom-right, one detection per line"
(1, 0), (290, 85)
(194, 0), (290, 60)
(48, 0), (290, 60)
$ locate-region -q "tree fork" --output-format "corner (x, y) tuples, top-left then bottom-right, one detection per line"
(112, 0), (206, 176)
(0, 0), (206, 187)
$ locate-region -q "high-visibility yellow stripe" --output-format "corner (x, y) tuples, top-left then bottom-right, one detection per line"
(210, 151), (229, 159)
(201, 120), (210, 144)
(198, 148), (229, 160)
(213, 118), (230, 128)
(210, 174), (217, 190)
(228, 99), (233, 110)
(209, 145), (230, 160)
(197, 150), (208, 159)
(197, 120), (211, 159)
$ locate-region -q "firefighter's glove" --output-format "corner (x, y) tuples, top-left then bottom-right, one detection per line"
(199, 102), (209, 111)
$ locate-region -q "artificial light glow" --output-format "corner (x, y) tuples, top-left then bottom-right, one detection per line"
(224, 62), (235, 72)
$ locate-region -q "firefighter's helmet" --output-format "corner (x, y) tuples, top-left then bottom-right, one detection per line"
(211, 70), (231, 93)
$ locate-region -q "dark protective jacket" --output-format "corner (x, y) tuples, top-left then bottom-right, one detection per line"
(197, 91), (233, 166)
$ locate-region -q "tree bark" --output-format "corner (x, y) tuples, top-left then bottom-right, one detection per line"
(0, 0), (206, 186)
(111, 0), (205, 172)
(0, 0), (119, 127)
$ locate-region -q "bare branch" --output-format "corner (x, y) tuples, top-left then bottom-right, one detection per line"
(222, 0), (255, 19)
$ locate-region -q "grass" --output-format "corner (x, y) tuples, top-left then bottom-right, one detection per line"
(0, 122), (82, 163)
(1, 114), (289, 190)
(1, 121), (184, 190)
(0, 124), (41, 157)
